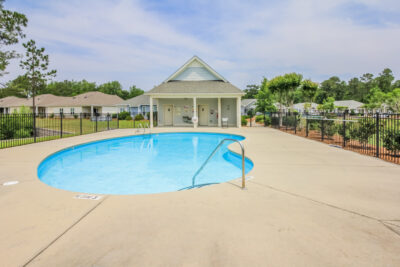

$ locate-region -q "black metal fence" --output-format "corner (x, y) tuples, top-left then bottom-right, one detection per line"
(0, 112), (155, 149)
(268, 111), (400, 164)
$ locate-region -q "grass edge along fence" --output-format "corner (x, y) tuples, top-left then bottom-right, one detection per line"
(0, 112), (155, 149)
(268, 111), (400, 165)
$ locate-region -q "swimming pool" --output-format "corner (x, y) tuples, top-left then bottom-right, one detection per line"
(38, 132), (253, 195)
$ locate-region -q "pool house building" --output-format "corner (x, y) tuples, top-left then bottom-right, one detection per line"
(145, 56), (244, 128)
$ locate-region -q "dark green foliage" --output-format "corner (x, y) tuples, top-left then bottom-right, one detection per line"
(0, 114), (33, 139)
(0, 2), (28, 76)
(73, 114), (78, 119)
(350, 119), (375, 144)
(383, 130), (400, 153)
(241, 116), (247, 126)
(134, 114), (144, 121)
(242, 84), (260, 99)
(118, 111), (130, 120)
(255, 115), (264, 123)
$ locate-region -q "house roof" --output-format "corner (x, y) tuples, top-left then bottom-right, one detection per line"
(146, 81), (243, 95)
(0, 92), (124, 108)
(163, 56), (227, 83)
(334, 100), (364, 109)
(146, 56), (244, 96)
(241, 99), (257, 107)
(0, 96), (28, 107)
(117, 94), (158, 107)
(293, 102), (318, 110)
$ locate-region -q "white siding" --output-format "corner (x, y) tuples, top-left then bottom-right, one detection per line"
(172, 61), (220, 81)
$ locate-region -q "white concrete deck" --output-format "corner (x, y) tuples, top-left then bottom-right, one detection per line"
(0, 127), (399, 266)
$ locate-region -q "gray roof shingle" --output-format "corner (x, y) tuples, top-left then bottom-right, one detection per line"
(146, 81), (244, 95)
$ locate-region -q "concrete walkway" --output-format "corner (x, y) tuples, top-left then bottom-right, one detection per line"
(0, 127), (399, 266)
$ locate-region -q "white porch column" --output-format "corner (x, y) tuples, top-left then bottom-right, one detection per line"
(218, 97), (222, 127)
(193, 97), (197, 128)
(236, 97), (241, 128)
(91, 105), (94, 116)
(149, 96), (153, 128)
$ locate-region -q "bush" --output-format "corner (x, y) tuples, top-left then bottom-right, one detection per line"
(14, 128), (31, 138)
(350, 119), (375, 144)
(383, 130), (400, 153)
(126, 115), (133, 121)
(134, 114), (144, 121)
(264, 116), (271, 126)
(49, 113), (54, 118)
(112, 114), (117, 119)
(255, 115), (264, 123)
(118, 111), (130, 120)
(241, 116), (248, 126)
(73, 114), (78, 119)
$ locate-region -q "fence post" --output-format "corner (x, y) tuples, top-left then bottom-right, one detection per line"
(33, 111), (37, 143)
(306, 116), (309, 137)
(95, 114), (98, 132)
(343, 110), (347, 147)
(60, 111), (63, 138)
(321, 113), (325, 141)
(285, 112), (288, 131)
(376, 112), (380, 158)
(80, 113), (83, 135)
(294, 113), (297, 134)
(117, 113), (119, 128)
(107, 113), (110, 130)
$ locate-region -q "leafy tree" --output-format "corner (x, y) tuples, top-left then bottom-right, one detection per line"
(0, 75), (30, 97)
(375, 68), (394, 93)
(0, 0), (28, 78)
(256, 78), (276, 113)
(128, 85), (144, 99)
(348, 77), (363, 102)
(359, 73), (376, 102)
(301, 79), (318, 104)
(19, 39), (56, 111)
(269, 73), (302, 109)
(317, 97), (335, 112)
(319, 76), (348, 101)
(242, 84), (260, 99)
(364, 87), (386, 110)
(386, 88), (400, 112)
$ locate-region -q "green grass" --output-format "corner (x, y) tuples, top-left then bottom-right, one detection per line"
(1, 118), (150, 149)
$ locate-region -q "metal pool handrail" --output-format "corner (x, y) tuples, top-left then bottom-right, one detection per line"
(191, 138), (246, 189)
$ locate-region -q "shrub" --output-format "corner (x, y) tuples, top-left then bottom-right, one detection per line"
(255, 115), (264, 123)
(383, 130), (400, 153)
(118, 111), (130, 120)
(73, 114), (78, 119)
(126, 115), (133, 121)
(264, 116), (271, 126)
(112, 114), (117, 119)
(241, 116), (247, 126)
(49, 113), (54, 118)
(134, 114), (144, 121)
(350, 119), (375, 144)
(14, 128), (31, 138)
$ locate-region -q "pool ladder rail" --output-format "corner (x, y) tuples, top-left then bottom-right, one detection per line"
(136, 122), (151, 134)
(185, 138), (246, 190)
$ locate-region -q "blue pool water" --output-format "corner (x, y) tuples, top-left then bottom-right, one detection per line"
(38, 132), (253, 195)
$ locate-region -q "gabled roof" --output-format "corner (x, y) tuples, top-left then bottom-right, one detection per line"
(163, 56), (227, 83)
(117, 94), (158, 107)
(241, 99), (257, 107)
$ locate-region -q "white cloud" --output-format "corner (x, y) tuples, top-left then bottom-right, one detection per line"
(2, 0), (400, 90)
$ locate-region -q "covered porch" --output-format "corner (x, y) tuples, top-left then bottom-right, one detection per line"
(149, 96), (241, 128)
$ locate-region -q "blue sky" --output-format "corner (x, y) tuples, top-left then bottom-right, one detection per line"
(2, 0), (400, 91)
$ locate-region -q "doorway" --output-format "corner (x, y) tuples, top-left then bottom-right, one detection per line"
(198, 105), (209, 126)
(164, 105), (173, 126)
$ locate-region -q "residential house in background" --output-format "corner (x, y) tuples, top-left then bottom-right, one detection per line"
(293, 102), (319, 114)
(115, 94), (158, 119)
(0, 91), (123, 116)
(334, 100), (364, 113)
(145, 56), (244, 127)
(241, 99), (257, 115)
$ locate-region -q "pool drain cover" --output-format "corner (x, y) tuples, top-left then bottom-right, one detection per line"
(74, 194), (102, 200)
